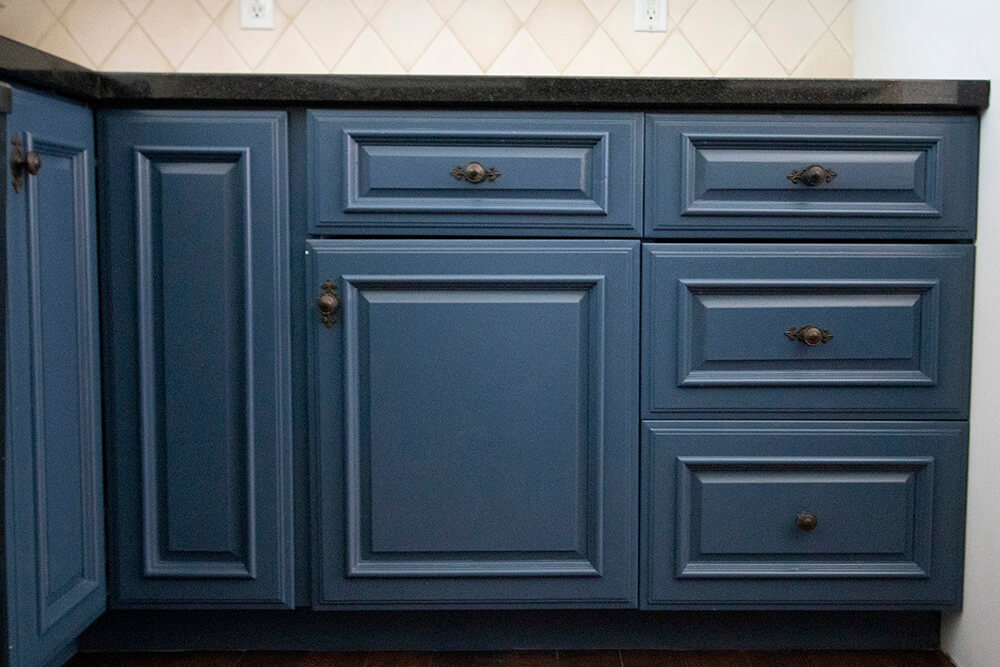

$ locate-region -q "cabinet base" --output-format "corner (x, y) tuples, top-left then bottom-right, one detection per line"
(77, 610), (939, 652)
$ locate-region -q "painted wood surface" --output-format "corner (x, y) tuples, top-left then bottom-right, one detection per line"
(99, 111), (294, 608)
(642, 244), (974, 419)
(645, 115), (978, 239)
(4, 86), (105, 667)
(308, 240), (639, 608)
(641, 421), (967, 609)
(307, 112), (643, 237)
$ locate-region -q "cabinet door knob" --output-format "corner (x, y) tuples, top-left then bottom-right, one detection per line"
(450, 161), (500, 184)
(785, 325), (833, 346)
(317, 279), (340, 328)
(787, 164), (836, 186)
(10, 135), (41, 194)
(796, 511), (819, 532)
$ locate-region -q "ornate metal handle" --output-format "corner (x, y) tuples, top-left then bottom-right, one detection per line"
(316, 279), (340, 328)
(796, 511), (818, 532)
(785, 325), (833, 346)
(450, 161), (500, 184)
(787, 164), (836, 186)
(10, 135), (41, 194)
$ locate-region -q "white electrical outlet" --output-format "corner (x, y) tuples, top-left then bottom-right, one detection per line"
(635, 0), (668, 32)
(241, 0), (274, 30)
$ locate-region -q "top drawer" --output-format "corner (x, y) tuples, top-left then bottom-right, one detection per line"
(307, 111), (643, 236)
(646, 115), (979, 239)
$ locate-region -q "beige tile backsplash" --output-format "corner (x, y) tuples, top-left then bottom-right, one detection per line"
(0, 0), (852, 76)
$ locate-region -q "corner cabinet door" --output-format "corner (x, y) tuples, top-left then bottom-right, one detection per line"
(5, 88), (105, 666)
(308, 240), (639, 608)
(99, 112), (294, 608)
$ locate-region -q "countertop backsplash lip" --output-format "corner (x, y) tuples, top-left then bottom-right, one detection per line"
(0, 35), (990, 114)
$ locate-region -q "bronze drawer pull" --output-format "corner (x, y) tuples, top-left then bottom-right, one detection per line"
(796, 512), (819, 532)
(785, 325), (833, 346)
(10, 135), (41, 194)
(451, 161), (500, 184)
(316, 279), (340, 328)
(787, 164), (836, 186)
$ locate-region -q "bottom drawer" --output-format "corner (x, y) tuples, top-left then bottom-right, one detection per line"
(641, 421), (967, 609)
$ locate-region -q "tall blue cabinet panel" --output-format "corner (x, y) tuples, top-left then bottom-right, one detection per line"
(641, 421), (968, 609)
(308, 240), (639, 608)
(4, 87), (105, 666)
(99, 111), (294, 608)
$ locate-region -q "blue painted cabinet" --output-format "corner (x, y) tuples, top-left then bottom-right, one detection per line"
(641, 421), (968, 609)
(307, 240), (639, 608)
(4, 88), (105, 666)
(99, 111), (294, 608)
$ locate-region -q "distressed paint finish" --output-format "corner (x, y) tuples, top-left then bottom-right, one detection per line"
(307, 112), (643, 237)
(642, 244), (974, 419)
(4, 86), (105, 667)
(645, 115), (979, 239)
(99, 111), (294, 608)
(308, 240), (639, 608)
(641, 421), (968, 609)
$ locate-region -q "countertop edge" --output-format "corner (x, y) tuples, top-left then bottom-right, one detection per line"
(0, 36), (990, 113)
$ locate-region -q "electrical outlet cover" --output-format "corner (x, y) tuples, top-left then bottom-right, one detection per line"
(635, 0), (668, 32)
(241, 0), (274, 30)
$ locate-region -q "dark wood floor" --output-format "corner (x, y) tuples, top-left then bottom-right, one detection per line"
(67, 650), (955, 666)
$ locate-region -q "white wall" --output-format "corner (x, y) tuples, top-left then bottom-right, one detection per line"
(854, 2), (1000, 666)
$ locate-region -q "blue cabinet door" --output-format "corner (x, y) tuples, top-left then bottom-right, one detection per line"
(99, 111), (294, 607)
(308, 240), (639, 608)
(641, 421), (967, 609)
(5, 87), (105, 666)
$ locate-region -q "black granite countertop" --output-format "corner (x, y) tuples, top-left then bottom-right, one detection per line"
(0, 36), (989, 114)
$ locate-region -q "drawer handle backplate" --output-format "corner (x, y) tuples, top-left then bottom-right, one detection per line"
(786, 325), (833, 346)
(451, 161), (500, 184)
(787, 164), (836, 186)
(317, 279), (340, 328)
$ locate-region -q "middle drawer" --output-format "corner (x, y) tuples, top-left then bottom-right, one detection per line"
(642, 243), (974, 419)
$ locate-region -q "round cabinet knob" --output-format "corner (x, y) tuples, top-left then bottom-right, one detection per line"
(450, 161), (501, 184)
(800, 325), (824, 346)
(796, 511), (819, 532)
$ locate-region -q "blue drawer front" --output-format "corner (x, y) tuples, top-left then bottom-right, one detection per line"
(641, 421), (967, 609)
(307, 111), (643, 236)
(645, 115), (978, 239)
(308, 240), (639, 608)
(99, 111), (294, 608)
(642, 244), (974, 419)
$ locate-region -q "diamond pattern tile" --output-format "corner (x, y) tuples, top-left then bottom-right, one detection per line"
(8, 0), (852, 76)
(525, 0), (598, 71)
(449, 0), (519, 70)
(138, 0), (212, 67)
(295, 0), (366, 69)
(679, 0), (750, 72)
(0, 0), (56, 46)
(755, 0), (826, 71)
(61, 0), (134, 65)
(371, 0), (443, 69)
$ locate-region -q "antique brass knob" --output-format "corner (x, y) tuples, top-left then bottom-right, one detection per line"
(450, 161), (500, 184)
(796, 511), (819, 532)
(9, 135), (41, 194)
(785, 325), (833, 346)
(787, 164), (836, 186)
(317, 279), (340, 328)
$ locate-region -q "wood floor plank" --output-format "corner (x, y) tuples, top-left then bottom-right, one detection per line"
(559, 650), (622, 666)
(621, 650), (751, 666)
(363, 652), (435, 667)
(68, 652), (243, 666)
(493, 651), (559, 666)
